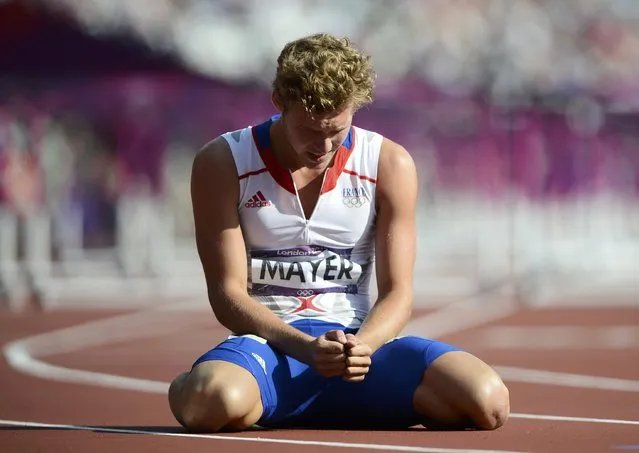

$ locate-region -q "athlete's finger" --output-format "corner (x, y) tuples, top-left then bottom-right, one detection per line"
(325, 330), (347, 344)
(345, 355), (371, 368)
(317, 361), (347, 373)
(343, 374), (367, 383)
(316, 338), (345, 354)
(344, 333), (359, 349)
(315, 352), (347, 363)
(343, 366), (369, 379)
(346, 343), (372, 357)
(343, 375), (366, 383)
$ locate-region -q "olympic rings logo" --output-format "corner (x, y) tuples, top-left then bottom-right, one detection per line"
(296, 289), (315, 297)
(342, 196), (368, 208)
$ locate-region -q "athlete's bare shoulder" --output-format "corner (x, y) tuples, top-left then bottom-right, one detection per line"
(193, 136), (235, 175)
(377, 137), (418, 185)
(191, 135), (239, 201)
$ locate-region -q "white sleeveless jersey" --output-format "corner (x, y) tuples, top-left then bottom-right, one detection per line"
(221, 115), (383, 329)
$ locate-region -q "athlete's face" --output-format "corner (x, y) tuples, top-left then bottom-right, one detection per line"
(278, 100), (354, 168)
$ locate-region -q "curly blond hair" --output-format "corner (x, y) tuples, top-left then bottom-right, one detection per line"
(273, 33), (376, 115)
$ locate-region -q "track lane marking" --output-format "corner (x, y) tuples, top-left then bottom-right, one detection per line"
(0, 419), (525, 453)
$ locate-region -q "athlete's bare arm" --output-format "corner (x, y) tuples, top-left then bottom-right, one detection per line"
(191, 137), (347, 374)
(352, 138), (418, 354)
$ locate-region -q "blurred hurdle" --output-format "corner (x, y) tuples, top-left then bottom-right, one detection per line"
(115, 191), (176, 278)
(0, 192), (180, 312)
(0, 206), (51, 310)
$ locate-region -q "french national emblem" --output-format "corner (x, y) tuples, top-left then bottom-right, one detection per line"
(342, 187), (369, 208)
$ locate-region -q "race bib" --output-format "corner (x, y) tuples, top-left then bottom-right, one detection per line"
(250, 246), (363, 296)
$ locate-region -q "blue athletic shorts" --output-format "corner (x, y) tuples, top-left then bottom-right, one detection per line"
(191, 319), (462, 428)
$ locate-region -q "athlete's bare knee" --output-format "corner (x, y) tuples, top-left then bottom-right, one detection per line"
(168, 362), (262, 432)
(472, 373), (510, 430)
(168, 372), (190, 426)
(416, 351), (510, 430)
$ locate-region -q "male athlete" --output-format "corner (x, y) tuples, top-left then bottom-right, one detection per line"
(168, 33), (510, 431)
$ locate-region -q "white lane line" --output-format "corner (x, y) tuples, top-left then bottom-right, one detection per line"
(6, 301), (204, 358)
(510, 413), (639, 426)
(0, 419), (525, 453)
(540, 296), (639, 308)
(3, 342), (168, 393)
(2, 298), (205, 393)
(495, 366), (639, 392)
(477, 326), (639, 350)
(403, 282), (521, 338)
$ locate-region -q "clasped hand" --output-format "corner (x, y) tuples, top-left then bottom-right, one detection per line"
(310, 330), (372, 382)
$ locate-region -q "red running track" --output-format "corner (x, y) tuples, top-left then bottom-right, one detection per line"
(0, 299), (638, 453)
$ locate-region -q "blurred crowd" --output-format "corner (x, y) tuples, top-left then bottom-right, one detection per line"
(37, 0), (639, 99)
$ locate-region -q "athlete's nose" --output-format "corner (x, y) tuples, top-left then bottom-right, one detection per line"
(322, 138), (333, 154)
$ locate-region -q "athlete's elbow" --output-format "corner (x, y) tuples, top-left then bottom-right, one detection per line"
(206, 286), (223, 308)
(209, 303), (247, 336)
(400, 302), (412, 326)
(383, 288), (413, 314)
(404, 304), (413, 322)
(208, 301), (230, 327)
(395, 291), (414, 325)
(399, 291), (413, 314)
(376, 288), (413, 325)
(206, 289), (237, 329)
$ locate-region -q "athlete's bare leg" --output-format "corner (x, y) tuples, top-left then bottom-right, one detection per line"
(168, 361), (263, 432)
(413, 351), (510, 430)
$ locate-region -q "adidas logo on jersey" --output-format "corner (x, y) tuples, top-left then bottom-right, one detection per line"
(245, 190), (272, 208)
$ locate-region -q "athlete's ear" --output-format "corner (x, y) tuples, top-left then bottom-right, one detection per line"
(271, 91), (285, 112)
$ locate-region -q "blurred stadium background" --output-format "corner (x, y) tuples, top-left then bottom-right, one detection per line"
(1, 0), (638, 311)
